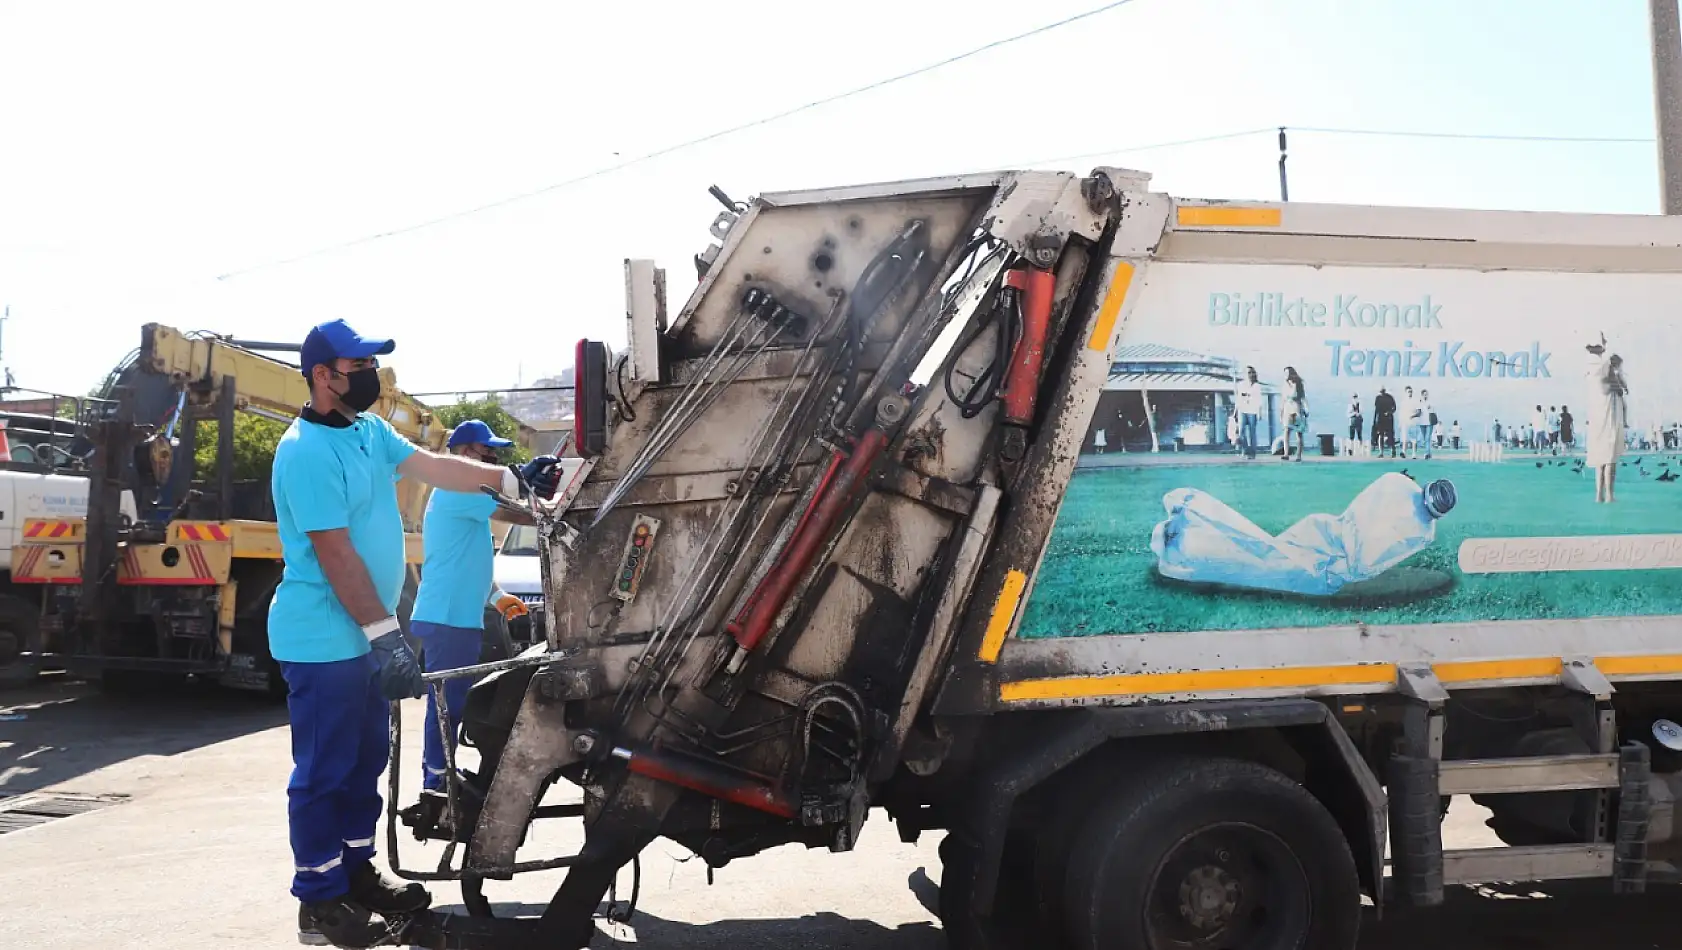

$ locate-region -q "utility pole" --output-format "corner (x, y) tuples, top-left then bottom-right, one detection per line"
(1650, 0), (1682, 212)
(1277, 127), (1290, 202)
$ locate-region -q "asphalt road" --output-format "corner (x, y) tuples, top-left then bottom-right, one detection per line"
(0, 677), (1675, 949)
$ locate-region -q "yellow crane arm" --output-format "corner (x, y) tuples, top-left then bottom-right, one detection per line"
(138, 323), (443, 447)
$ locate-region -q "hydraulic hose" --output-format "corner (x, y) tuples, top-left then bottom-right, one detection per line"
(944, 275), (1023, 419)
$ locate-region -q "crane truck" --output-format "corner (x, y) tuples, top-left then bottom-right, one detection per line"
(5, 325), (456, 694)
(0, 394), (136, 684)
(356, 167), (1682, 950)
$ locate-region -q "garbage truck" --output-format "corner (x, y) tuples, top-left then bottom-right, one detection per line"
(382, 167), (1682, 950)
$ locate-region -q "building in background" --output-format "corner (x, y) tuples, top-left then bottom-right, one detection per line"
(1083, 344), (1277, 454)
(498, 367), (575, 454)
(518, 417), (575, 455)
(0, 398), (62, 416)
(500, 368), (574, 431)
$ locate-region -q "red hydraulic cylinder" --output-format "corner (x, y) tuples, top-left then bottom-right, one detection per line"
(728, 426), (892, 653)
(1002, 265), (1057, 426)
(615, 744), (796, 819)
(730, 449), (845, 626)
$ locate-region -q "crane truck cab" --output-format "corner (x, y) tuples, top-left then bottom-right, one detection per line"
(0, 471), (136, 571)
(0, 401), (139, 684)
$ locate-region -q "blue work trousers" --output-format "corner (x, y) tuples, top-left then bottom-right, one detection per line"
(412, 621), (481, 792)
(280, 654), (388, 903)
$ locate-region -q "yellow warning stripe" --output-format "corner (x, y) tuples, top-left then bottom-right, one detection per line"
(1433, 657), (1561, 683)
(998, 653), (1682, 704)
(1598, 654), (1682, 677)
(1001, 663), (1394, 704)
(977, 569), (1029, 664)
(1175, 205), (1283, 228)
(1085, 262), (1135, 352)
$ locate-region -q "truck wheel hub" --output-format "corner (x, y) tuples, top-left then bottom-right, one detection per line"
(1178, 864), (1240, 929)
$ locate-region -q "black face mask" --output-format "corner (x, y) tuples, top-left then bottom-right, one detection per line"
(334, 367), (383, 413)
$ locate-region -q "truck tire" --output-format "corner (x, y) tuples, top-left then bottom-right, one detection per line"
(1032, 765), (1125, 945)
(1061, 757), (1360, 950)
(249, 607), (290, 702)
(0, 594), (41, 687)
(938, 832), (1039, 950)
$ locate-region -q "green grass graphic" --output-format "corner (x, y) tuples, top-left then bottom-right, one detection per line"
(1018, 451), (1682, 638)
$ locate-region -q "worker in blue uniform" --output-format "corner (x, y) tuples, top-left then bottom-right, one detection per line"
(269, 318), (561, 948)
(401, 418), (545, 837)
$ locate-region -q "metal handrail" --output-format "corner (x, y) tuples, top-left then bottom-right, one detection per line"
(383, 650), (586, 882)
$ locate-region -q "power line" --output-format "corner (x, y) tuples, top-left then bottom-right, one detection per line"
(215, 0), (1145, 282)
(408, 385), (574, 398)
(218, 112), (1654, 283)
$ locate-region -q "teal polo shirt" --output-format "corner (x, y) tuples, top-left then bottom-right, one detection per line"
(268, 409), (417, 663)
(411, 488), (498, 630)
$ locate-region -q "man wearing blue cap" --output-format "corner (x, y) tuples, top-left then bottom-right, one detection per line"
(401, 418), (538, 836)
(270, 318), (561, 948)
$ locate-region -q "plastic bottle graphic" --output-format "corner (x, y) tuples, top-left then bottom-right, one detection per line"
(1151, 472), (1457, 596)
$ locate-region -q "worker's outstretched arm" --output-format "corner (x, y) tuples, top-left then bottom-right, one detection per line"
(398, 448), (562, 499)
(398, 449), (509, 493)
(307, 528), (389, 625)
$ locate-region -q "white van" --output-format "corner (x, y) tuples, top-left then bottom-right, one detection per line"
(486, 456), (580, 651)
(491, 522), (545, 649)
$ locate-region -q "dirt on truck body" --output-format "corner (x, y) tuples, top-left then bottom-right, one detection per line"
(385, 168), (1682, 950)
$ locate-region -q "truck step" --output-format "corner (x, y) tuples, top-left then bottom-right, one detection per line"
(1441, 844), (1615, 885)
(1437, 753), (1620, 796)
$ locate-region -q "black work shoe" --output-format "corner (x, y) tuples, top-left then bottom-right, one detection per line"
(298, 897), (388, 948)
(347, 861), (432, 916)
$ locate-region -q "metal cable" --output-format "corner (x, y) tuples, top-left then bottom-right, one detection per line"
(613, 299), (851, 722)
(589, 305), (765, 525)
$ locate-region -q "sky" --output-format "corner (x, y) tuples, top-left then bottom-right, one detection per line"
(0, 0), (1667, 401)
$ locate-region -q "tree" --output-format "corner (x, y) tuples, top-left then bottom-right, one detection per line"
(54, 386), (106, 420)
(432, 396), (531, 462)
(186, 395), (528, 486)
(194, 414), (289, 482)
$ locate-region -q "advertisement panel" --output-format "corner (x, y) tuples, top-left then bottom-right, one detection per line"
(1018, 262), (1682, 639)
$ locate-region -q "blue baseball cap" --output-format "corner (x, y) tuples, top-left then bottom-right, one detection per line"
(448, 419), (514, 449)
(300, 318), (396, 379)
